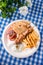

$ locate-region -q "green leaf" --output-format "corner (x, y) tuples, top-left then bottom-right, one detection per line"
(0, 0), (25, 18)
(12, 7), (16, 11)
(0, 2), (6, 8)
(2, 10), (7, 18)
(7, 7), (16, 13)
(7, 0), (13, 5)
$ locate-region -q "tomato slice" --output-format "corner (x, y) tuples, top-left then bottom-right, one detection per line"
(8, 30), (17, 40)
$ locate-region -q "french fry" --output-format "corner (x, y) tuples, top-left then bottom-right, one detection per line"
(33, 31), (39, 38)
(23, 39), (30, 48)
(22, 29), (39, 49)
(31, 34), (37, 47)
(32, 31), (37, 41)
(31, 32), (37, 43)
(23, 39), (28, 45)
(33, 31), (39, 43)
(23, 39), (31, 47)
(29, 34), (36, 47)
(34, 31), (39, 41)
(26, 35), (33, 47)
(23, 46), (30, 50)
(34, 31), (38, 37)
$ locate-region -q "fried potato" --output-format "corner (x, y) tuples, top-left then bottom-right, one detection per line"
(22, 30), (39, 50)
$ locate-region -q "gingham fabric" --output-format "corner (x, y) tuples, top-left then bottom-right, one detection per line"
(0, 0), (43, 65)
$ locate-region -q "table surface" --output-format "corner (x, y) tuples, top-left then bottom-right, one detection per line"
(0, 0), (43, 65)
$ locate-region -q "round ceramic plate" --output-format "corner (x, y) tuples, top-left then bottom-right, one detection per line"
(2, 20), (40, 58)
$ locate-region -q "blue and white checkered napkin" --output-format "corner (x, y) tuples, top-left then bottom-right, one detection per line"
(0, 0), (43, 65)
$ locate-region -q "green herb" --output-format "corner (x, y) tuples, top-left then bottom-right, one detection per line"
(0, 0), (29, 18)
(2, 10), (7, 18)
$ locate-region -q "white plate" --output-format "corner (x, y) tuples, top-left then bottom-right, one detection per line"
(2, 20), (40, 58)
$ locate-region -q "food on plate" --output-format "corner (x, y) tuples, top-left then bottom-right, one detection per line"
(6, 20), (39, 51)
(7, 30), (17, 40)
(23, 30), (39, 50)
